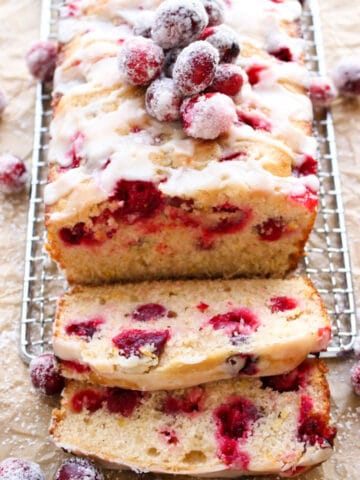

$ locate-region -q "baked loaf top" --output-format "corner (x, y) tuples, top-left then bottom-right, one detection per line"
(45, 0), (318, 220)
(50, 359), (336, 477)
(53, 277), (331, 390)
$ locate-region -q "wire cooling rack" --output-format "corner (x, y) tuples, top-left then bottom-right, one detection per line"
(20, 0), (357, 363)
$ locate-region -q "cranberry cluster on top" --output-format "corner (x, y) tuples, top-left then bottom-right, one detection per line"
(118, 0), (244, 140)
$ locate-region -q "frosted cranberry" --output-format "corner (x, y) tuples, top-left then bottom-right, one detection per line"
(146, 78), (183, 122)
(298, 396), (336, 447)
(0, 87), (8, 114)
(163, 387), (205, 415)
(201, 0), (225, 26)
(54, 457), (104, 480)
(71, 389), (105, 413)
(209, 64), (244, 96)
(132, 303), (167, 321)
(268, 46), (293, 62)
(112, 329), (170, 357)
(25, 41), (57, 82)
(293, 154), (317, 177)
(351, 361), (360, 395)
(246, 64), (268, 85)
(214, 397), (260, 439)
(111, 180), (164, 223)
(309, 76), (337, 108)
(29, 353), (64, 396)
(0, 458), (45, 480)
(0, 153), (28, 194)
(332, 56), (360, 96)
(255, 217), (287, 241)
(151, 0), (208, 49)
(209, 308), (259, 336)
(237, 110), (271, 131)
(163, 47), (181, 77)
(59, 222), (95, 246)
(118, 37), (164, 86)
(181, 92), (236, 140)
(173, 41), (219, 96)
(65, 317), (104, 339)
(269, 296), (297, 313)
(133, 11), (154, 38)
(196, 301), (209, 312)
(106, 388), (142, 416)
(201, 25), (240, 63)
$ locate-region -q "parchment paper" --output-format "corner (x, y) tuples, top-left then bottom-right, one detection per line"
(0, 0), (359, 478)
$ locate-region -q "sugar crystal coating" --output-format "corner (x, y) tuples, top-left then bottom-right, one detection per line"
(146, 78), (183, 121)
(0, 153), (28, 194)
(201, 0), (226, 26)
(151, 0), (208, 49)
(332, 56), (360, 97)
(210, 64), (244, 96)
(25, 41), (57, 82)
(201, 25), (240, 63)
(54, 457), (104, 480)
(0, 458), (45, 480)
(29, 353), (64, 396)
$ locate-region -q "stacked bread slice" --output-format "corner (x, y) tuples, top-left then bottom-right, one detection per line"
(48, 0), (336, 477)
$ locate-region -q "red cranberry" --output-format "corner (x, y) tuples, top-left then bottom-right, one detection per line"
(214, 397), (260, 439)
(59, 222), (96, 246)
(25, 41), (57, 82)
(60, 360), (91, 374)
(112, 329), (170, 358)
(201, 0), (226, 26)
(309, 76), (337, 108)
(268, 46), (293, 62)
(0, 458), (45, 480)
(219, 151), (246, 162)
(196, 301), (209, 312)
(269, 296), (297, 313)
(261, 369), (303, 392)
(132, 303), (167, 321)
(160, 428), (179, 444)
(201, 25), (240, 63)
(146, 78), (183, 122)
(163, 387), (205, 415)
(106, 388), (142, 416)
(289, 187), (318, 212)
(237, 110), (271, 131)
(0, 153), (28, 194)
(71, 389), (105, 413)
(298, 396), (336, 447)
(351, 361), (360, 395)
(0, 87), (8, 114)
(332, 56), (360, 97)
(209, 308), (259, 336)
(62, 131), (85, 170)
(65, 317), (104, 339)
(118, 37), (164, 86)
(209, 64), (244, 96)
(173, 41), (219, 96)
(163, 47), (182, 77)
(246, 64), (268, 85)
(151, 0), (208, 49)
(181, 92), (236, 139)
(54, 457), (104, 480)
(255, 217), (287, 241)
(292, 154), (317, 177)
(29, 353), (64, 396)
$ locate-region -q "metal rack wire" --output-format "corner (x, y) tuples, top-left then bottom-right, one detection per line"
(20, 0), (357, 363)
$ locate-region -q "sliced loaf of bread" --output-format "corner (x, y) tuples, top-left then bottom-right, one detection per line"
(53, 277), (330, 390)
(50, 359), (336, 477)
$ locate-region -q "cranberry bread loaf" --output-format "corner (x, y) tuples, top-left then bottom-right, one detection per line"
(50, 359), (336, 477)
(53, 277), (330, 390)
(45, 0), (318, 284)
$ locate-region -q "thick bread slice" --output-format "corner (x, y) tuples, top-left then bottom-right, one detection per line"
(53, 277), (331, 390)
(50, 359), (336, 477)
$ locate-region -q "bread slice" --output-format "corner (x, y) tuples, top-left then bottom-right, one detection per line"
(50, 359), (336, 477)
(53, 276), (330, 391)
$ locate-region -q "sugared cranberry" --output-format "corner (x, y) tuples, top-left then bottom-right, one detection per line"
(65, 317), (104, 339)
(201, 25), (240, 63)
(214, 397), (260, 439)
(351, 361), (360, 395)
(292, 154), (317, 177)
(163, 387), (205, 415)
(151, 0), (208, 49)
(269, 296), (297, 313)
(332, 56), (360, 97)
(255, 217), (287, 241)
(237, 110), (271, 132)
(209, 64), (244, 96)
(112, 329), (170, 358)
(146, 78), (183, 122)
(268, 46), (293, 62)
(181, 92), (237, 140)
(106, 388), (142, 416)
(54, 457), (104, 480)
(0, 153), (28, 194)
(173, 41), (219, 96)
(71, 389), (105, 413)
(25, 41), (57, 82)
(29, 353), (64, 396)
(0, 88), (8, 114)
(59, 222), (95, 246)
(0, 458), (45, 480)
(201, 0), (226, 26)
(110, 180), (165, 224)
(309, 76), (337, 108)
(209, 308), (259, 336)
(133, 11), (154, 38)
(132, 303), (167, 321)
(246, 64), (268, 85)
(163, 47), (182, 77)
(118, 37), (164, 86)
